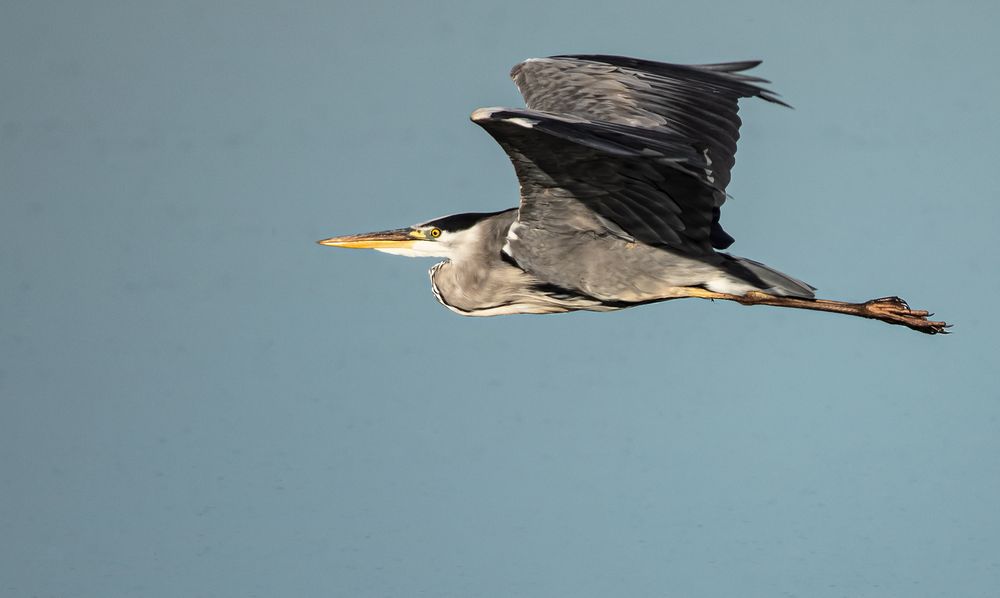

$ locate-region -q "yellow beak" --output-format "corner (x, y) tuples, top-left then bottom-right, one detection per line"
(317, 228), (422, 249)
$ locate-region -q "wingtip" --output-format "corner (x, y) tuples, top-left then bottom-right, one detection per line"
(761, 91), (794, 109)
(695, 59), (764, 72)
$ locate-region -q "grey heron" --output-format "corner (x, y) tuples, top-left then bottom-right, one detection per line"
(319, 55), (947, 334)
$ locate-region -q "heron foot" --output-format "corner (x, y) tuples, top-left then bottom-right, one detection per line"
(861, 296), (950, 335)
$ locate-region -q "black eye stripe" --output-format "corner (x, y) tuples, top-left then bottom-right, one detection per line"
(420, 208), (515, 233)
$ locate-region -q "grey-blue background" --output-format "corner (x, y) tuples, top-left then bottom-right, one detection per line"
(3, 1), (998, 596)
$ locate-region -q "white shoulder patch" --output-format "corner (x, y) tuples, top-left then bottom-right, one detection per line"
(505, 117), (537, 129)
(470, 107), (538, 129)
(471, 107), (502, 122)
(502, 221), (524, 257)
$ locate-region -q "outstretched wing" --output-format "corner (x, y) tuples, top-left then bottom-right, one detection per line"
(511, 55), (787, 193)
(481, 55), (786, 253)
(472, 107), (723, 254)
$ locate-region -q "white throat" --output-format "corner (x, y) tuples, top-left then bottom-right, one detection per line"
(374, 226), (483, 260)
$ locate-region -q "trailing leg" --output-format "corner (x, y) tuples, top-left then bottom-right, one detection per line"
(682, 288), (949, 335)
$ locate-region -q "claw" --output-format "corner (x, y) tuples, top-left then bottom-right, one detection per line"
(858, 295), (949, 334)
(870, 296), (909, 309)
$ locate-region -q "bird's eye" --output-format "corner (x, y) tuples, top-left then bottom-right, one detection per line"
(430, 228), (441, 238)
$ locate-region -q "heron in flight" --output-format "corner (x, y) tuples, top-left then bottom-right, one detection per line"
(319, 55), (947, 334)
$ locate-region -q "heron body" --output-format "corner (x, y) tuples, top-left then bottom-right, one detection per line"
(421, 207), (813, 316)
(320, 55), (947, 334)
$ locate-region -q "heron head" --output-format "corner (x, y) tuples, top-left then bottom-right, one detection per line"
(317, 211), (502, 259)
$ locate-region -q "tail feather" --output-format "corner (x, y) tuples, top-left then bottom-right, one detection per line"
(724, 255), (816, 299)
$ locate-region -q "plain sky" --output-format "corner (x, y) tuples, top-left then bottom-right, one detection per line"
(2, 1), (999, 597)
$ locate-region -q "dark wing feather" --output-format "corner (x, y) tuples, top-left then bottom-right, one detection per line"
(471, 107), (721, 255)
(510, 55), (788, 192)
